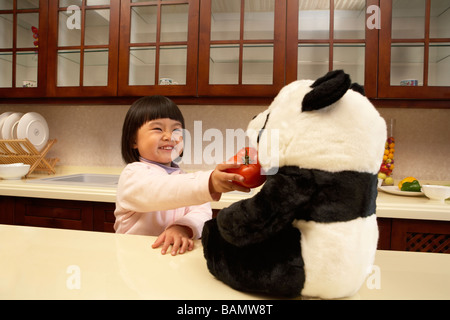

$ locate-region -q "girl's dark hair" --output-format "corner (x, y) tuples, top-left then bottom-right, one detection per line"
(121, 95), (185, 164)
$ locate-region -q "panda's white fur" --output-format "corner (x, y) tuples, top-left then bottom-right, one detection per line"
(294, 215), (378, 299)
(248, 79), (387, 175)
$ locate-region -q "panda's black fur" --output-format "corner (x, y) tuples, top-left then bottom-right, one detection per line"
(202, 70), (386, 299)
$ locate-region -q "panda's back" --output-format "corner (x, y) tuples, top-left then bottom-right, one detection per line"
(282, 166), (379, 299)
(294, 215), (378, 299)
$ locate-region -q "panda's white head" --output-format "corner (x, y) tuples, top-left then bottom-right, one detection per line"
(248, 70), (387, 175)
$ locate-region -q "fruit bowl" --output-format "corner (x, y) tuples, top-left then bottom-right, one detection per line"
(421, 185), (450, 202)
(0, 163), (30, 180)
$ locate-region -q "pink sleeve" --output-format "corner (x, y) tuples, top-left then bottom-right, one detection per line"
(168, 202), (213, 239)
(116, 163), (218, 213)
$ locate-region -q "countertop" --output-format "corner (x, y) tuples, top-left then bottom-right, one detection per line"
(0, 166), (449, 221)
(1, 224), (449, 300)
(0, 166), (123, 203)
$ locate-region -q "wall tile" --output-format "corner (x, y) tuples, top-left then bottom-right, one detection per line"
(1, 104), (448, 181)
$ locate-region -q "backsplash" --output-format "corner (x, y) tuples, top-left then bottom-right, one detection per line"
(0, 104), (449, 181)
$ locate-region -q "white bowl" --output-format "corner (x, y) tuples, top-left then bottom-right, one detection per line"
(421, 185), (450, 202)
(0, 163), (30, 180)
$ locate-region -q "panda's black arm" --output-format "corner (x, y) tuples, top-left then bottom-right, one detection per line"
(216, 170), (313, 247)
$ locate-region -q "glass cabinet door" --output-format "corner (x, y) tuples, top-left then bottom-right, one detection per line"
(118, 0), (199, 96)
(286, 0), (368, 88)
(198, 0), (286, 97)
(46, 0), (119, 96)
(0, 0), (47, 97)
(379, 0), (450, 99)
(428, 0), (450, 87)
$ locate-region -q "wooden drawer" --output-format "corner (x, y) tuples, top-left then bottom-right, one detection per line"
(391, 219), (450, 254)
(14, 198), (93, 231)
(93, 203), (116, 233)
(377, 217), (392, 250)
(0, 196), (15, 225)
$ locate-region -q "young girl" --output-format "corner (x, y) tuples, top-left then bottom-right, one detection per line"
(114, 95), (249, 256)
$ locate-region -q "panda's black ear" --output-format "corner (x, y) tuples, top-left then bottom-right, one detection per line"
(302, 70), (351, 112)
(350, 82), (365, 96)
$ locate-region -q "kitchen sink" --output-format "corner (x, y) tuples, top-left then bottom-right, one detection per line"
(27, 173), (120, 187)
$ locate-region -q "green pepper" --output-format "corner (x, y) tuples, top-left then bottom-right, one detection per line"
(400, 180), (421, 192)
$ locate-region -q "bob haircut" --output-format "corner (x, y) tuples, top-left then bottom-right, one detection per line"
(121, 95), (185, 164)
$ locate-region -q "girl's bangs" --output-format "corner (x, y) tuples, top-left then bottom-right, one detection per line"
(137, 96), (184, 128)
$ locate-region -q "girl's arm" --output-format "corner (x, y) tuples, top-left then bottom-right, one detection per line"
(174, 202), (213, 239)
(117, 163), (215, 213)
(117, 162), (248, 213)
(152, 202), (213, 255)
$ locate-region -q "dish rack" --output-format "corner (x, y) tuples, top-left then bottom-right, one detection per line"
(0, 139), (59, 177)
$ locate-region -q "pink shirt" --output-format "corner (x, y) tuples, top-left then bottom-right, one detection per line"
(114, 161), (218, 238)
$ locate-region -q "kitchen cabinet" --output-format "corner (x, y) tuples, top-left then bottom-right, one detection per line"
(378, 0), (450, 99)
(377, 217), (392, 250)
(0, 196), (115, 232)
(1, 0), (449, 103)
(0, 196), (15, 224)
(390, 218), (450, 253)
(0, 0), (48, 97)
(286, 0), (378, 97)
(197, 0), (286, 97)
(14, 197), (94, 230)
(285, 0), (450, 101)
(118, 0), (200, 96)
(46, 0), (120, 97)
(377, 217), (450, 254)
(93, 202), (115, 232)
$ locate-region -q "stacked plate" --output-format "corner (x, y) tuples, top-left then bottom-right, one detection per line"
(0, 111), (49, 152)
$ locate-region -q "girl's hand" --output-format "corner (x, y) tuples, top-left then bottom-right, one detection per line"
(152, 225), (194, 255)
(209, 163), (251, 194)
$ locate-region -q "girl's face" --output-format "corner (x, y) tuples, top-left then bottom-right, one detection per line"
(134, 118), (183, 166)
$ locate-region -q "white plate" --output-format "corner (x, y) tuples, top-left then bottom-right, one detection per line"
(0, 112), (13, 138)
(17, 112), (49, 152)
(379, 185), (424, 197)
(1, 113), (24, 152)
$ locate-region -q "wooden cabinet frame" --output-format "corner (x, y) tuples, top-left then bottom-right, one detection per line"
(286, 0), (379, 98)
(0, 0), (49, 98)
(14, 197), (94, 231)
(378, 0), (450, 99)
(377, 217), (450, 254)
(118, 0), (200, 97)
(1, 196), (116, 233)
(46, 0), (120, 97)
(391, 219), (450, 253)
(0, 0), (449, 104)
(197, 0), (286, 97)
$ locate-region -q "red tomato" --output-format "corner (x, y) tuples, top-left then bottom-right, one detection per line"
(226, 147), (266, 188)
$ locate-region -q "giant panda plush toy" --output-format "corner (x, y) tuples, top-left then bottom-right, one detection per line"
(202, 70), (387, 299)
